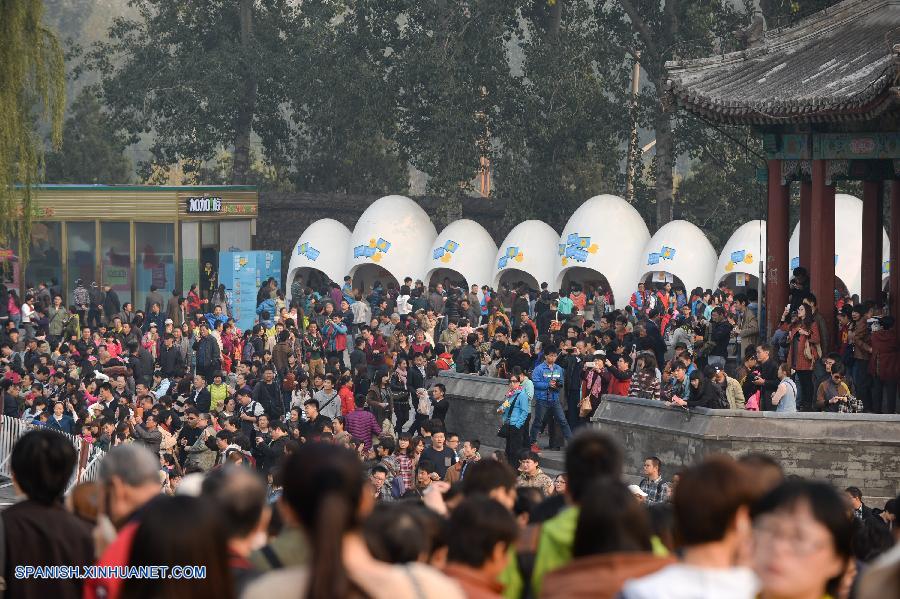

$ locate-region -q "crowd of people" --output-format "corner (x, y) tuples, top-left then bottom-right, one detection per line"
(4, 426), (898, 599)
(0, 265), (898, 597)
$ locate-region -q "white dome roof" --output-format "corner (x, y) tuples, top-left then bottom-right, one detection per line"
(346, 195), (437, 284)
(554, 194), (650, 307)
(639, 220), (717, 292)
(789, 194), (890, 296)
(493, 220), (559, 288)
(286, 219), (352, 301)
(424, 219), (498, 289)
(715, 220), (767, 285)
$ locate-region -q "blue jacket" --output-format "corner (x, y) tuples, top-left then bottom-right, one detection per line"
(502, 387), (531, 428)
(46, 414), (76, 434)
(532, 362), (564, 402)
(204, 311), (228, 330)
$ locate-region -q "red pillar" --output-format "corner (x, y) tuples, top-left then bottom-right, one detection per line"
(891, 181), (900, 322)
(810, 160), (835, 348)
(799, 181), (812, 269)
(766, 159), (790, 339)
(861, 181), (884, 303)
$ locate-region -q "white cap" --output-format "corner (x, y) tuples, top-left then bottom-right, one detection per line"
(627, 484), (648, 498)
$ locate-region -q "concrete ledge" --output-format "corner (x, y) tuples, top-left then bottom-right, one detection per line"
(591, 395), (900, 501)
(439, 371), (508, 446)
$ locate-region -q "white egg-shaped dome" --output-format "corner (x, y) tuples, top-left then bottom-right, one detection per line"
(715, 220), (767, 287)
(554, 194), (650, 307)
(493, 220), (559, 289)
(346, 195), (437, 285)
(789, 194), (889, 297)
(424, 219), (498, 289)
(639, 220), (717, 292)
(286, 219), (352, 302)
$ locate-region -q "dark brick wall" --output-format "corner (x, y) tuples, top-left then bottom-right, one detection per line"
(255, 192), (507, 282)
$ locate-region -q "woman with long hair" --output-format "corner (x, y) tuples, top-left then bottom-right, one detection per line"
(121, 495), (232, 599)
(367, 371), (393, 427)
(786, 303), (821, 411)
(390, 357), (411, 432)
(243, 443), (462, 599)
(394, 432), (415, 492)
(542, 478), (674, 598)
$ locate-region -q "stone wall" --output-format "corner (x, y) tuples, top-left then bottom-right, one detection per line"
(436, 372), (900, 502)
(592, 395), (900, 502)
(255, 192), (507, 282)
(439, 371), (508, 446)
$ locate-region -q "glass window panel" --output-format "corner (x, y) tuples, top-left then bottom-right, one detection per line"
(101, 222), (132, 305)
(201, 221), (218, 246)
(24, 222), (63, 293)
(135, 223), (175, 313)
(66, 221), (97, 304)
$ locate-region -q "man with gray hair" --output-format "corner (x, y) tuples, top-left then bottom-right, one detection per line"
(84, 444), (161, 599)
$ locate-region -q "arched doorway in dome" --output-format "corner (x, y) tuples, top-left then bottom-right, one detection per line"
(349, 263), (398, 293)
(640, 271), (686, 293)
(558, 267), (616, 308)
(717, 272), (760, 294)
(497, 269), (539, 291)
(426, 268), (468, 291)
(287, 267), (334, 300)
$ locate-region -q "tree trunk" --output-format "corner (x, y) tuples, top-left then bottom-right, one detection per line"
(653, 94), (674, 229)
(231, 0), (257, 185)
(549, 0), (563, 40)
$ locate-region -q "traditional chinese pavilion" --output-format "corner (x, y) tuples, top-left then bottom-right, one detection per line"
(666, 0), (900, 340)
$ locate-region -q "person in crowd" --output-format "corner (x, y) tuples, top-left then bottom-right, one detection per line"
(500, 430), (624, 598)
(529, 346), (572, 450)
(443, 497), (518, 599)
(770, 362), (798, 413)
(120, 494), (233, 599)
(201, 466), (271, 594)
(638, 456), (671, 504)
(621, 457), (759, 599)
(542, 478), (676, 599)
(845, 486), (873, 520)
(751, 481), (853, 599)
(785, 303), (821, 411)
(3, 429), (94, 599)
(243, 443), (463, 599)
(499, 373), (530, 463)
(84, 444), (164, 599)
(516, 450), (553, 495)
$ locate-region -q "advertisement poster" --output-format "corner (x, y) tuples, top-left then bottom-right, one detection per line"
(219, 251), (282, 332)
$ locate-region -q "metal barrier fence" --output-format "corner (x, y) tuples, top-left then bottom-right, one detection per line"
(0, 415), (106, 495)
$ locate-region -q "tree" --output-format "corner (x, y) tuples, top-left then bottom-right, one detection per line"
(386, 0), (521, 202)
(84, 0), (294, 184)
(0, 0), (65, 259)
(596, 0), (745, 228)
(44, 88), (131, 183)
(495, 0), (628, 231)
(287, 0), (409, 195)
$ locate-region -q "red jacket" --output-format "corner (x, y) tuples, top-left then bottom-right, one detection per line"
(83, 521), (140, 599)
(869, 330), (900, 381)
(339, 385), (355, 416)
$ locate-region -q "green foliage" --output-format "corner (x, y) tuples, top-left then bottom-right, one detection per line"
(496, 0), (628, 231)
(84, 0), (292, 183)
(44, 87), (131, 183)
(0, 0), (65, 260)
(674, 126), (766, 251)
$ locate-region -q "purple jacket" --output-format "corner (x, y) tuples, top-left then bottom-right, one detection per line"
(345, 408), (382, 450)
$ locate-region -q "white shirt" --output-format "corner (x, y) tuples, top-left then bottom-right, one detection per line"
(21, 303), (33, 324)
(621, 564), (759, 599)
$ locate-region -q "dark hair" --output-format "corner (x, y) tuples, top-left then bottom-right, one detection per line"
(845, 486), (863, 501)
(565, 430), (623, 503)
(752, 480), (854, 594)
(363, 503), (430, 564)
(201, 466), (267, 539)
(280, 443), (365, 599)
(417, 459), (437, 475)
(122, 495), (233, 599)
(462, 459), (517, 496)
(674, 456), (753, 546)
(10, 429), (77, 504)
(573, 478), (653, 557)
(446, 497), (518, 568)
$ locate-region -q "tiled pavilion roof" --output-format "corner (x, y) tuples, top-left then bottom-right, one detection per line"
(666, 0), (900, 125)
